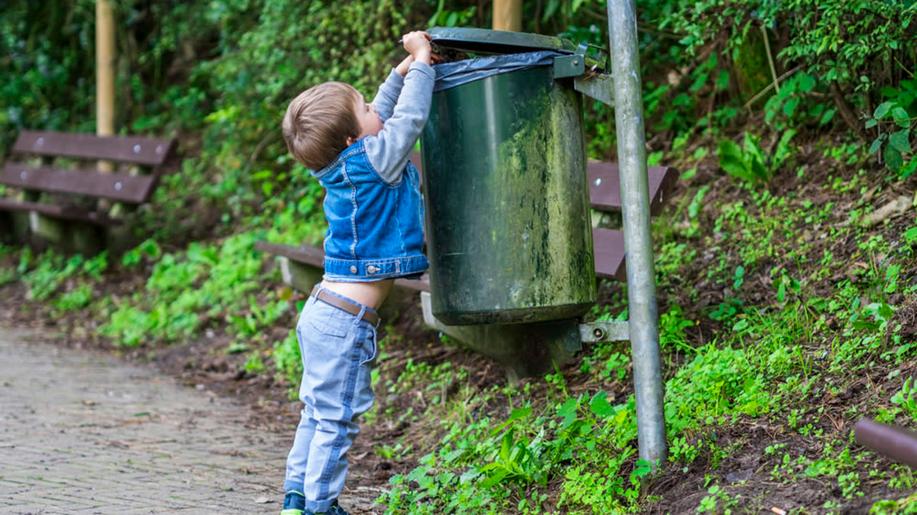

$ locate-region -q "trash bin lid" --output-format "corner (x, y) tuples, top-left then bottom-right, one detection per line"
(429, 27), (577, 55)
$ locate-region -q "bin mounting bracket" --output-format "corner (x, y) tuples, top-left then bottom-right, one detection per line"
(574, 74), (615, 107)
(579, 321), (629, 343)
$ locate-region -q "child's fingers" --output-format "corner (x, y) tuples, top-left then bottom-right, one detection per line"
(402, 31), (431, 42)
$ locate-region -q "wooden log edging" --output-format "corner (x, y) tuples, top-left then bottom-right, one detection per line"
(854, 418), (917, 468)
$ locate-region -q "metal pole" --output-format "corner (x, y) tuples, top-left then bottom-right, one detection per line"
(606, 0), (667, 467)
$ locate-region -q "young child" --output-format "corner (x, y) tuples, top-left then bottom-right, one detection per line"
(278, 31), (435, 515)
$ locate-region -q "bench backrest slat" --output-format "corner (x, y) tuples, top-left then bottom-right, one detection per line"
(0, 198), (114, 225)
(12, 130), (176, 167)
(587, 163), (677, 216)
(592, 227), (626, 281)
(1, 162), (156, 203)
(410, 151), (677, 216)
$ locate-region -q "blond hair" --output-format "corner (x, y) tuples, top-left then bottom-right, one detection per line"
(282, 82), (361, 170)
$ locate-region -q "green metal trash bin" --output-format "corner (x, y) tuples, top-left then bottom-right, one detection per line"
(421, 28), (601, 325)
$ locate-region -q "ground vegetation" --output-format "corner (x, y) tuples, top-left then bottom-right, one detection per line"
(1, 0), (915, 512)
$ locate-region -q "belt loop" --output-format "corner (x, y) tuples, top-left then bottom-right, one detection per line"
(355, 305), (367, 326)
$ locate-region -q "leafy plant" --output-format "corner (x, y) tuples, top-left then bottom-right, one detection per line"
(273, 328), (302, 395)
(865, 80), (917, 178)
(891, 377), (917, 422)
(54, 283), (93, 312)
(121, 239), (163, 268)
(764, 72), (836, 130)
(717, 130), (796, 184)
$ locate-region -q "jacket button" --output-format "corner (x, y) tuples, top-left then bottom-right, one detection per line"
(350, 265), (357, 274)
(367, 265), (379, 274)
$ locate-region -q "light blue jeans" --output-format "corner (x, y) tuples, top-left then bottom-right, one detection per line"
(283, 287), (378, 513)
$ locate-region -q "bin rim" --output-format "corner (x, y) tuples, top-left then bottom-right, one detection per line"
(431, 50), (563, 92)
(429, 27), (577, 55)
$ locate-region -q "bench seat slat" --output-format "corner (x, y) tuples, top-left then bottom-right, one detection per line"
(13, 130), (175, 166)
(1, 163), (156, 203)
(395, 276), (431, 292)
(257, 228), (626, 289)
(255, 241), (433, 292)
(0, 198), (118, 225)
(254, 241), (324, 267)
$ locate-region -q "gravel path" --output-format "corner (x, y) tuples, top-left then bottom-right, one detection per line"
(0, 327), (293, 514)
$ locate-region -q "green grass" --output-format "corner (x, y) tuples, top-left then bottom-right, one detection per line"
(100, 232), (277, 347)
(374, 169), (917, 513)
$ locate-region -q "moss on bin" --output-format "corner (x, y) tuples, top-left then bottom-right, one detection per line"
(421, 65), (595, 325)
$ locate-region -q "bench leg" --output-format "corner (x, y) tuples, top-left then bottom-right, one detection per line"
(29, 211), (66, 245)
(420, 292), (582, 381)
(65, 221), (104, 256)
(9, 212), (103, 255)
(278, 257), (324, 293)
(9, 212), (33, 244)
(105, 223), (140, 255)
(103, 204), (140, 255)
(0, 212), (13, 244)
(30, 215), (103, 256)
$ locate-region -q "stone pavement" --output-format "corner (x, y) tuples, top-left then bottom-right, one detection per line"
(0, 327), (296, 514)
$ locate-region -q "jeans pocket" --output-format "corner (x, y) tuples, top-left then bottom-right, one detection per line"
(304, 303), (352, 338)
(307, 316), (350, 338)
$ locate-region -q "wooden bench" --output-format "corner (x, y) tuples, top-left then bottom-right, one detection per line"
(257, 155), (676, 283)
(258, 155), (676, 377)
(256, 153), (676, 307)
(0, 130), (178, 253)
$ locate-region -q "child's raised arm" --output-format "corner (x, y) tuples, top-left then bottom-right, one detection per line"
(364, 32), (434, 184)
(371, 56), (414, 122)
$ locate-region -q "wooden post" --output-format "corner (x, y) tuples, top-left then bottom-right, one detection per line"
(493, 0), (522, 32)
(96, 0), (126, 253)
(96, 0), (116, 144)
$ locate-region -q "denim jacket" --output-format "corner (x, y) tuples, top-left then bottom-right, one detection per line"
(314, 62), (435, 282)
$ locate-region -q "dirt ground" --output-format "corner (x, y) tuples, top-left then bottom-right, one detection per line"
(1, 143), (914, 513)
(0, 279), (498, 513)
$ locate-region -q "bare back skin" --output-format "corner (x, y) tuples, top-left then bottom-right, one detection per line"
(321, 279), (394, 310)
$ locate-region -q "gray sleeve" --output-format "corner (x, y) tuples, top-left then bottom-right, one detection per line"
(364, 62), (435, 184)
(371, 69), (404, 122)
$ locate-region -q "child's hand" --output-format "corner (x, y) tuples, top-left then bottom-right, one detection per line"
(402, 31), (432, 65)
(395, 55), (414, 77)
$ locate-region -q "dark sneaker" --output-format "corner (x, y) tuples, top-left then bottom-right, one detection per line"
(283, 494), (348, 515)
(326, 500), (349, 515)
(301, 500), (349, 515)
(280, 491), (305, 515)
